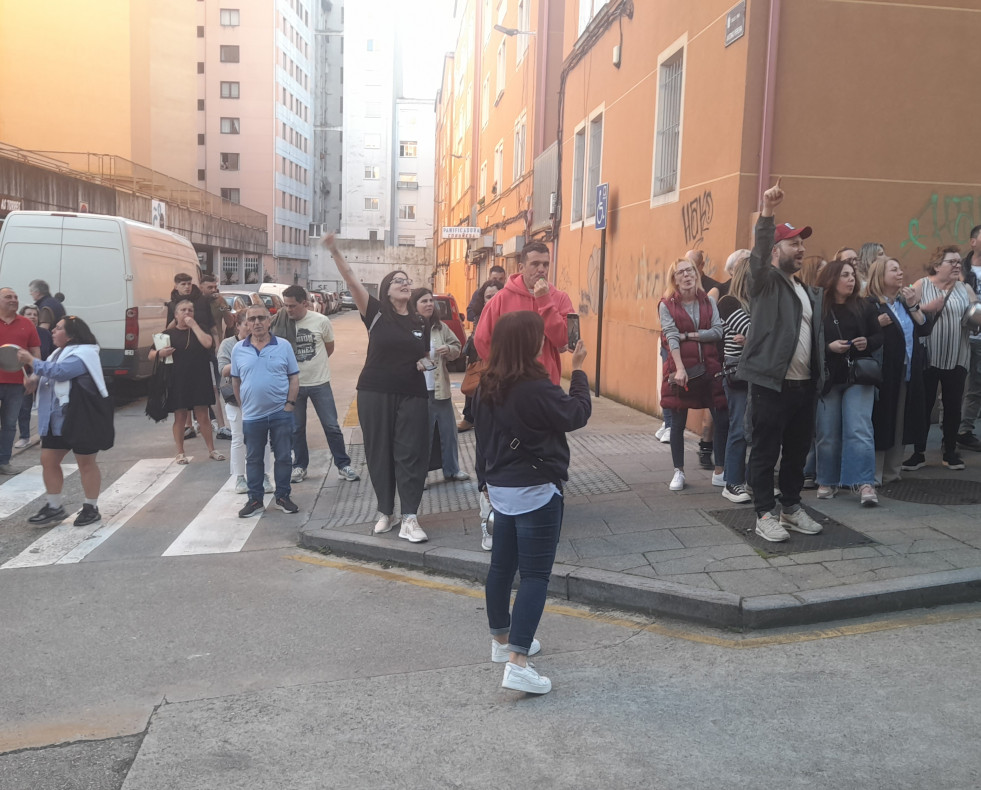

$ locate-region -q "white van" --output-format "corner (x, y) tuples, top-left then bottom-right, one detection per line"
(0, 211), (200, 380)
(258, 282), (291, 300)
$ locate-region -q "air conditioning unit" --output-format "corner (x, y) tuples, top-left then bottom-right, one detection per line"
(501, 235), (525, 258)
(478, 235), (494, 249)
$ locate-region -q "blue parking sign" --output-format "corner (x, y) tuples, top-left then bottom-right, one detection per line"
(595, 183), (609, 231)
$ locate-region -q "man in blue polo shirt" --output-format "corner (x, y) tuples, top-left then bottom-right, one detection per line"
(231, 304), (300, 517)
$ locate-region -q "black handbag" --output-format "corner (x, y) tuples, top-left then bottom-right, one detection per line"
(832, 314), (882, 387)
(62, 373), (115, 451)
(145, 357), (172, 423)
(670, 338), (707, 389)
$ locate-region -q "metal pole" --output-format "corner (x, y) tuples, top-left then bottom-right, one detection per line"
(594, 225), (607, 396)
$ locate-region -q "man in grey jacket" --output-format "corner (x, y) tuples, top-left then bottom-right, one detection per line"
(737, 179), (826, 542)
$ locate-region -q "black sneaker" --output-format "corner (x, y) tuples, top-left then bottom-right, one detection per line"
(239, 499), (264, 518)
(28, 504), (67, 525)
(74, 504), (101, 527)
(275, 496), (299, 514)
(802, 476), (817, 490)
(942, 449), (966, 470)
(956, 432), (981, 452)
(901, 452), (926, 471)
(697, 441), (714, 470)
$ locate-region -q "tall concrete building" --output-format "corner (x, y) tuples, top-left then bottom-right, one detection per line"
(309, 0), (435, 293)
(198, 0), (314, 285)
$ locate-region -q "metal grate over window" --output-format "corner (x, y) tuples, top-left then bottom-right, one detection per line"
(653, 51), (683, 197)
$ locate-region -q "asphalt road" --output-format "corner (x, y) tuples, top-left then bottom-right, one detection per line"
(2, 309), (979, 789)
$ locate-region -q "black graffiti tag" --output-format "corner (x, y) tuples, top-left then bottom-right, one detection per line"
(681, 190), (714, 247)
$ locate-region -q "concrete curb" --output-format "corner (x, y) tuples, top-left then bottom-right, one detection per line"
(301, 528), (981, 630)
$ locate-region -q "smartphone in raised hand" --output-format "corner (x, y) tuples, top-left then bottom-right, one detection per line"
(566, 313), (580, 349)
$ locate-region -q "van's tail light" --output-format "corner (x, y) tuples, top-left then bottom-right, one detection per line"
(125, 308), (138, 350)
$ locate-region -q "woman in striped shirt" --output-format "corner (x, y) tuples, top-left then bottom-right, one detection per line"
(716, 255), (752, 504)
(905, 246), (978, 471)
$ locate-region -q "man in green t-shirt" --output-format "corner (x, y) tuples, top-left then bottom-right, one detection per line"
(271, 285), (359, 483)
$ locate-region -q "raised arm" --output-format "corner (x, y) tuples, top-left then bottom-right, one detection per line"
(322, 233), (371, 314)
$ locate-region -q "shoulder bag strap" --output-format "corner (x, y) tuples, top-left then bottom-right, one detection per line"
(489, 402), (564, 488)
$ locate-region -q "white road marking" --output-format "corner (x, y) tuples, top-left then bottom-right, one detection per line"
(0, 465), (78, 520)
(162, 475), (263, 556)
(2, 459), (183, 569)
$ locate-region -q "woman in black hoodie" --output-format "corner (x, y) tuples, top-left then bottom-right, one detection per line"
(473, 311), (590, 695)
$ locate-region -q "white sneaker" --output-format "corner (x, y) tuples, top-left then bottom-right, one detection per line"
(234, 475), (248, 494)
(780, 507), (823, 535)
(13, 437), (29, 449)
(722, 483), (752, 503)
(655, 425), (671, 443)
(373, 512), (397, 534)
(492, 638), (541, 663)
(502, 662), (551, 694)
(669, 469), (685, 491)
(263, 474), (274, 494)
(399, 514), (428, 543)
(711, 472), (725, 487)
(755, 512), (790, 542)
(290, 467), (307, 483)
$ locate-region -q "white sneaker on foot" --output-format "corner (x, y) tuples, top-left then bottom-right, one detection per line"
(502, 662), (551, 694)
(655, 425), (671, 443)
(263, 474), (274, 494)
(290, 467), (307, 483)
(780, 507), (823, 535)
(480, 514), (493, 551)
(234, 475), (248, 494)
(492, 638), (541, 663)
(711, 471), (725, 487)
(755, 512), (790, 542)
(669, 469), (685, 491)
(373, 513), (397, 534)
(13, 437), (29, 449)
(399, 514), (428, 543)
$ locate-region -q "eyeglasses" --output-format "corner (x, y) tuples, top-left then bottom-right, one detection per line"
(247, 316), (269, 322)
(675, 268), (697, 277)
(943, 258), (962, 266)
(391, 277), (413, 286)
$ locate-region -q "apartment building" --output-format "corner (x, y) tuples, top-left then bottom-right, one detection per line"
(199, 0), (314, 285)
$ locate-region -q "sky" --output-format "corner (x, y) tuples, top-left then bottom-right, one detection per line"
(387, 0), (459, 99)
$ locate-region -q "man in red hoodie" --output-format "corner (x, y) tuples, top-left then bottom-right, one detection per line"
(474, 241), (574, 385)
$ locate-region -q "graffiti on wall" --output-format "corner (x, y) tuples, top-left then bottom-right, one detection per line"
(681, 190), (714, 247)
(900, 193), (981, 254)
(576, 245), (601, 316)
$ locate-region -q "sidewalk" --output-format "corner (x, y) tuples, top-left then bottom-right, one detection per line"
(305, 391), (979, 630)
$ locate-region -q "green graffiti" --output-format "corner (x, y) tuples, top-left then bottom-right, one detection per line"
(901, 193), (979, 253)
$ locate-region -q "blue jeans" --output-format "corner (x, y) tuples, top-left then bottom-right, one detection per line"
(292, 382), (351, 470)
(815, 383), (876, 487)
(485, 493), (564, 655)
(429, 392), (460, 476)
(723, 380), (748, 486)
(0, 383), (25, 465)
(243, 410), (293, 501)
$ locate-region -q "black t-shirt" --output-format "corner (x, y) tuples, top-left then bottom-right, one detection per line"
(357, 295), (429, 397)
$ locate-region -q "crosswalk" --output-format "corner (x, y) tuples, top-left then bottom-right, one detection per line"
(0, 452), (331, 570)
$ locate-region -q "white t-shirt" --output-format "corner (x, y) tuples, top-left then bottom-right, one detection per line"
(785, 280), (812, 381)
(293, 311), (334, 387)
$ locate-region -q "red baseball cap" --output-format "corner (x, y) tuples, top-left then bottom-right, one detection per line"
(773, 223), (812, 243)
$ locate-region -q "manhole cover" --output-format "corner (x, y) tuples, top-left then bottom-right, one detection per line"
(708, 505), (877, 556)
(879, 478), (981, 506)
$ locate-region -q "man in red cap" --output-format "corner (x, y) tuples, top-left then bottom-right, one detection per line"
(736, 179), (826, 543)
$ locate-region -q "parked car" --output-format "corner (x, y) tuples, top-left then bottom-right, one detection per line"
(0, 210), (199, 380)
(220, 290), (283, 316)
(309, 292), (326, 313)
(323, 291), (340, 314)
(340, 290), (357, 310)
(434, 293), (468, 372)
(254, 291), (284, 315)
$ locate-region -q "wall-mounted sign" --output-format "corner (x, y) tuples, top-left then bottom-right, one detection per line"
(442, 226), (482, 239)
(0, 198), (22, 212)
(725, 1), (746, 47)
(151, 199), (167, 229)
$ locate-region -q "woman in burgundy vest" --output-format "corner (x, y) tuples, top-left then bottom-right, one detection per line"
(659, 258), (728, 492)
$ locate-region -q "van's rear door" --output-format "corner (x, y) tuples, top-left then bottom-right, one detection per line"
(0, 213), (65, 298)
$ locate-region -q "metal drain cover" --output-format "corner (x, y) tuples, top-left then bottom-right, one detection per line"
(708, 505), (877, 556)
(879, 478), (981, 506)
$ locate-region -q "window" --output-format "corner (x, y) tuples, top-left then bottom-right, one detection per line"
(398, 205), (416, 220)
(220, 45), (240, 62)
(479, 161), (488, 199)
(220, 81), (240, 98)
(577, 0), (607, 36)
(197, 99), (205, 111)
(483, 0), (492, 44)
(220, 188), (240, 203)
(197, 61), (205, 74)
(398, 172), (418, 183)
(512, 116), (526, 182)
(399, 140), (418, 157)
(220, 152), (240, 170)
(481, 77), (490, 127)
(220, 117), (240, 134)
(364, 198), (379, 210)
(516, 0), (530, 60)
(244, 255), (260, 283)
(571, 126), (586, 223)
(197, 25), (204, 37)
(220, 8), (240, 26)
(585, 113), (603, 218)
(198, 133), (206, 145)
(652, 47), (684, 199)
(364, 165), (380, 179)
(493, 141), (504, 195)
(496, 40), (506, 101)
(197, 168), (206, 181)
(398, 235), (415, 247)
(365, 133), (381, 149)
(222, 254), (240, 283)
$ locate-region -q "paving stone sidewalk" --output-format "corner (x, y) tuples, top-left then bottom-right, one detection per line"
(301, 393), (981, 630)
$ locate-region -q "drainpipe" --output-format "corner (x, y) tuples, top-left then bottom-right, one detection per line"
(535, 0), (549, 158)
(757, 0), (782, 205)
